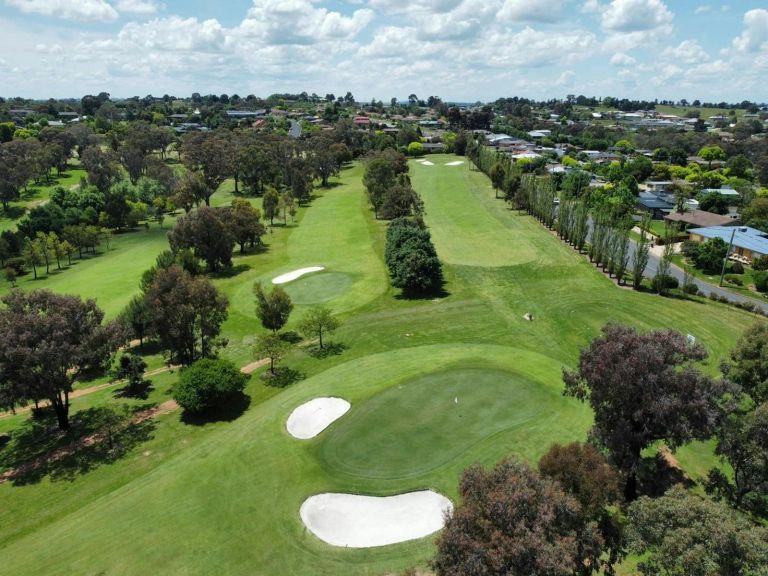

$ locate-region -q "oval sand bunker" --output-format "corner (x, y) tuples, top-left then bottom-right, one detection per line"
(272, 267), (325, 285)
(287, 397), (351, 439)
(300, 491), (453, 548)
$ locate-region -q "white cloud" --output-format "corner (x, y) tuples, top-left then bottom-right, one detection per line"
(694, 5), (711, 15)
(662, 39), (709, 64)
(499, 0), (564, 23)
(610, 52), (636, 65)
(556, 70), (576, 86)
(237, 0), (373, 44)
(602, 0), (673, 32)
(5, 0), (118, 21)
(368, 0), (462, 15)
(581, 0), (604, 14)
(731, 9), (768, 53)
(108, 16), (226, 51)
(115, 0), (161, 15)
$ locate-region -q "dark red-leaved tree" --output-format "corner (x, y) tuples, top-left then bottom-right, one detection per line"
(434, 458), (605, 576)
(0, 289), (124, 430)
(563, 324), (722, 500)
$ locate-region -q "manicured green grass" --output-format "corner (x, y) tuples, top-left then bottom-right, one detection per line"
(218, 164), (388, 365)
(318, 363), (590, 481)
(0, 154), (761, 575)
(0, 224), (172, 319)
(0, 166), (87, 233)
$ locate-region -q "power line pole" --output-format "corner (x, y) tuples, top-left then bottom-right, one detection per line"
(719, 227), (737, 287)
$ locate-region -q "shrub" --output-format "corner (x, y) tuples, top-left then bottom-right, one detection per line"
(755, 271), (768, 293)
(692, 237), (728, 274)
(651, 274), (679, 292)
(724, 274), (743, 286)
(730, 261), (745, 275)
(4, 256), (25, 274)
(735, 301), (756, 313)
(682, 283), (699, 294)
(709, 292), (719, 301)
(173, 358), (248, 414)
(753, 255), (768, 271)
(719, 295), (730, 304)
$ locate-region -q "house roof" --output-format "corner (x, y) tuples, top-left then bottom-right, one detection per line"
(702, 187), (740, 197)
(688, 226), (768, 256)
(638, 192), (674, 210)
(664, 210), (736, 228)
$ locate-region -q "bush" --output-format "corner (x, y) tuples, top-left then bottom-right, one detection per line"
(692, 237), (728, 274)
(4, 257), (25, 274)
(651, 275), (679, 292)
(735, 301), (756, 313)
(753, 255), (768, 271)
(724, 274), (743, 286)
(709, 292), (719, 301)
(730, 261), (745, 275)
(755, 271), (768, 293)
(173, 358), (248, 414)
(682, 283), (699, 294)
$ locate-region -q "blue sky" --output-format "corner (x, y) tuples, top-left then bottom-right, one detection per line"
(0, 0), (766, 102)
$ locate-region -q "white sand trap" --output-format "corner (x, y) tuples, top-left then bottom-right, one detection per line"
(287, 397), (351, 439)
(272, 266), (325, 285)
(421, 160), (434, 166)
(445, 161), (464, 166)
(300, 491), (453, 548)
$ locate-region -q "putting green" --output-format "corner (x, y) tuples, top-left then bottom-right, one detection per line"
(283, 272), (354, 305)
(318, 368), (563, 480)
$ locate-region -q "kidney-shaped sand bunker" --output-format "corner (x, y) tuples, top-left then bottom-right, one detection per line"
(300, 491), (453, 548)
(287, 397), (351, 439)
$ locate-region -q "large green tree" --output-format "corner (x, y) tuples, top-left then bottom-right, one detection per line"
(628, 485), (768, 575)
(168, 207), (235, 272)
(145, 266), (228, 365)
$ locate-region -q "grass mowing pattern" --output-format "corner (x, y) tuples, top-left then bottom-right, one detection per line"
(318, 367), (580, 480)
(0, 155), (762, 575)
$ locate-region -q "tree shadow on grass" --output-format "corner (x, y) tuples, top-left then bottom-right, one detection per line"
(280, 331), (303, 344)
(213, 263), (252, 279)
(1, 206), (26, 220)
(0, 405), (156, 486)
(260, 367), (304, 388)
(306, 342), (347, 359)
(637, 452), (695, 498)
(114, 380), (154, 400)
(180, 392), (251, 426)
(394, 284), (451, 301)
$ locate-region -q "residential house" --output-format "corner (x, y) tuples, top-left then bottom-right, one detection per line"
(688, 226), (768, 263)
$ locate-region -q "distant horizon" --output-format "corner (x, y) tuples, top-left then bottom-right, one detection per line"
(3, 94), (766, 108)
(1, 0), (767, 102)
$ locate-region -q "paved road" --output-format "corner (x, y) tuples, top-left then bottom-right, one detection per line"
(289, 119), (302, 139)
(584, 218), (768, 314)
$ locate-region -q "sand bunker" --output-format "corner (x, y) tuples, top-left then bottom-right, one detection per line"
(272, 267), (325, 285)
(287, 397), (351, 439)
(445, 161), (464, 166)
(421, 160), (434, 166)
(300, 491), (453, 548)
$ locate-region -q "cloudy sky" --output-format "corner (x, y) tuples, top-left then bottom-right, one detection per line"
(0, 0), (766, 102)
